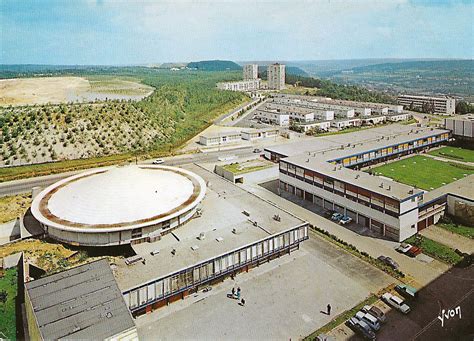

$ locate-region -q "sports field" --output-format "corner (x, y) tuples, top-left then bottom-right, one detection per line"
(428, 146), (474, 163)
(372, 155), (474, 190)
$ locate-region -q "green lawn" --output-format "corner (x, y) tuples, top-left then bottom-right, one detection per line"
(405, 235), (463, 265)
(371, 155), (474, 190)
(0, 267), (17, 340)
(222, 162), (271, 175)
(428, 147), (474, 163)
(437, 222), (474, 239)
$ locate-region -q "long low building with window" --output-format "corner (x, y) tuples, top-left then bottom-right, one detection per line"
(264, 124), (451, 241)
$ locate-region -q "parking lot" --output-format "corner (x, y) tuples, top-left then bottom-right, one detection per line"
(135, 231), (393, 340)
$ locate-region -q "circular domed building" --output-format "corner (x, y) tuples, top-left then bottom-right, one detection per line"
(31, 165), (206, 246)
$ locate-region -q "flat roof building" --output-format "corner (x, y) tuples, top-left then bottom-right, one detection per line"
(243, 64), (259, 80)
(24, 259), (137, 341)
(444, 114), (474, 139)
(217, 79), (261, 92)
(268, 63), (285, 90)
(31, 165), (206, 246)
(199, 131), (242, 146)
(264, 124), (451, 241)
(398, 94), (456, 115)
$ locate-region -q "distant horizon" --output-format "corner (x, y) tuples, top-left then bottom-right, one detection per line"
(2, 0), (473, 65)
(1, 57), (473, 68)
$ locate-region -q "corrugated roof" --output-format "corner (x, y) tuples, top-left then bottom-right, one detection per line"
(25, 259), (135, 340)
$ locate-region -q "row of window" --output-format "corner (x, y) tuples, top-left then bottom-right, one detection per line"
(123, 225), (308, 310)
(334, 133), (449, 167)
(280, 182), (401, 239)
(279, 169), (401, 217)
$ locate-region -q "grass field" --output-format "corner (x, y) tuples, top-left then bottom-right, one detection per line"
(371, 155), (474, 190)
(0, 267), (17, 340)
(405, 235), (463, 265)
(428, 146), (474, 163)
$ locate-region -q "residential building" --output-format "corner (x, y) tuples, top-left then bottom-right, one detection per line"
(243, 64), (259, 80)
(267, 63), (286, 90)
(398, 94), (456, 115)
(217, 79), (261, 92)
(253, 110), (290, 126)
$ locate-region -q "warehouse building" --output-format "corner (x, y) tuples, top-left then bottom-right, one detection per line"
(264, 125), (451, 241)
(31, 165), (206, 246)
(24, 259), (137, 341)
(398, 94), (456, 115)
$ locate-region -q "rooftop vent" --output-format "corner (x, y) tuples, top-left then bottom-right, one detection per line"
(306, 159), (309, 163)
(408, 189), (414, 194)
(333, 166), (337, 171)
(355, 174), (360, 179)
(387, 185), (391, 191)
(379, 182), (384, 188)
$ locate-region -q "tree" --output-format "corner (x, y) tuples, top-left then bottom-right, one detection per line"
(0, 290), (7, 312)
(456, 101), (473, 115)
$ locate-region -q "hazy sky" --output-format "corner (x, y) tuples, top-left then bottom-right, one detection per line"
(1, 0), (473, 65)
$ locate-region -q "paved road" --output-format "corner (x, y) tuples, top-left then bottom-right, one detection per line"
(0, 147), (256, 197)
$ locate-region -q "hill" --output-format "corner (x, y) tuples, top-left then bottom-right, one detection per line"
(0, 69), (248, 170)
(187, 60), (242, 71)
(310, 59), (474, 101)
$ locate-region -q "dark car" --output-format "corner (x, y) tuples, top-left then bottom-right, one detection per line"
(377, 255), (399, 270)
(346, 317), (376, 340)
(395, 284), (418, 300)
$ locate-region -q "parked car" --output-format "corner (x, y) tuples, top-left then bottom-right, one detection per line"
(355, 311), (381, 331)
(377, 256), (399, 270)
(345, 317), (376, 340)
(253, 148), (262, 153)
(395, 284), (418, 300)
(152, 158), (165, 164)
(406, 246), (422, 257)
(382, 293), (410, 314)
(362, 305), (386, 323)
(331, 213), (344, 222)
(339, 216), (353, 225)
(396, 243), (412, 254)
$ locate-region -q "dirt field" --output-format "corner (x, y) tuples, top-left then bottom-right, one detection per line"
(0, 76), (153, 106)
(0, 193), (31, 224)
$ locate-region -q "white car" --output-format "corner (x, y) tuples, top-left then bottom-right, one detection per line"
(152, 159), (164, 165)
(396, 243), (412, 253)
(362, 305), (386, 323)
(355, 311), (381, 331)
(382, 293), (411, 314)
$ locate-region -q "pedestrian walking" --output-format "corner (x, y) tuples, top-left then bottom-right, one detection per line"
(327, 304), (331, 315)
(232, 287), (235, 295)
(237, 287), (241, 294)
(241, 298), (245, 306)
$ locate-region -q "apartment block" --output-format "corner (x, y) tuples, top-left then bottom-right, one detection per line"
(267, 63), (286, 90)
(217, 79), (261, 92)
(243, 64), (259, 80)
(398, 94), (456, 115)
